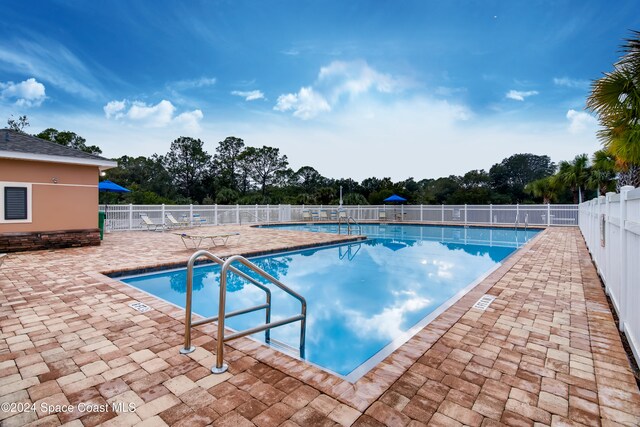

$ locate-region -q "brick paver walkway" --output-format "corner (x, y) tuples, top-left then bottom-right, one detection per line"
(0, 225), (638, 426)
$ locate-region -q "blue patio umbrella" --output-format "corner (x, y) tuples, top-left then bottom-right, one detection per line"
(99, 180), (130, 231)
(383, 194), (406, 202)
(99, 180), (131, 193)
(382, 240), (408, 251)
(383, 194), (406, 220)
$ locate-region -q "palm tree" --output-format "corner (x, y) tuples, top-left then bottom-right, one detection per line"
(588, 149), (617, 196)
(525, 176), (561, 204)
(557, 154), (591, 203)
(586, 31), (640, 188)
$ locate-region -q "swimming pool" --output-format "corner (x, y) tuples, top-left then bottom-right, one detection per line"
(121, 224), (539, 381)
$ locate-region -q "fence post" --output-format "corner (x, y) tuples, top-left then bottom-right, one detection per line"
(189, 204), (193, 226)
(420, 204), (423, 222)
(441, 204), (444, 223)
(214, 204), (218, 225)
(161, 204), (165, 224)
(605, 193), (615, 289)
(129, 204), (133, 230)
(236, 204), (240, 224)
(597, 197), (604, 277)
(516, 203), (519, 224)
(489, 204), (493, 225)
(619, 186), (633, 332)
(358, 205), (361, 220)
(547, 204), (551, 226)
(464, 204), (467, 225)
(255, 204), (259, 223)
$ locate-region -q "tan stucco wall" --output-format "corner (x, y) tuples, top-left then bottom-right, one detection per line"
(0, 158), (96, 185)
(0, 158), (99, 233)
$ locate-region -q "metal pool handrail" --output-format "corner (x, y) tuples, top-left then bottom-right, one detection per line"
(338, 215), (362, 235)
(180, 250), (272, 355)
(515, 213), (530, 230)
(213, 255), (306, 373)
(179, 250), (307, 375)
(239, 210), (268, 225)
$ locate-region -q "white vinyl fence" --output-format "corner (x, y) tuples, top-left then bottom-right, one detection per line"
(100, 203), (578, 231)
(579, 186), (640, 366)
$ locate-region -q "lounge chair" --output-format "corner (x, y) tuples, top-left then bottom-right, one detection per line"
(165, 213), (190, 228)
(319, 210), (329, 221)
(192, 213), (207, 226)
(140, 213), (164, 231)
(379, 211), (387, 221)
(338, 210), (347, 220)
(174, 232), (240, 249)
(302, 210), (312, 221)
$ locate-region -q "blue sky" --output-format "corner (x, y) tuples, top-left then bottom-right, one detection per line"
(1, 1), (639, 180)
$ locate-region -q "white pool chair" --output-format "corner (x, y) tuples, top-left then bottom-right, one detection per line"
(140, 213), (164, 231)
(165, 213), (190, 228)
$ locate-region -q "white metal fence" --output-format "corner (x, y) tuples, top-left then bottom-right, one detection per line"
(100, 203), (578, 231)
(579, 186), (640, 366)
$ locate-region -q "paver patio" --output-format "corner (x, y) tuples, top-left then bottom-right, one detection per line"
(0, 225), (638, 426)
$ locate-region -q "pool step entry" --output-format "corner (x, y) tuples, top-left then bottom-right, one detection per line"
(268, 337), (301, 357)
(180, 250), (307, 375)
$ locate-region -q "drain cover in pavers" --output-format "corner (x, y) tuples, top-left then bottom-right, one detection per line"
(129, 301), (152, 313)
(472, 295), (496, 310)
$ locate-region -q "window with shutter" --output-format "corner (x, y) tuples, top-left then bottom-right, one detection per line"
(4, 187), (28, 220)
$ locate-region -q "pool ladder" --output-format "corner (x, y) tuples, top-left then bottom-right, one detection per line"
(514, 213), (529, 230)
(338, 215), (362, 235)
(339, 242), (362, 260)
(180, 250), (307, 374)
(239, 211), (269, 225)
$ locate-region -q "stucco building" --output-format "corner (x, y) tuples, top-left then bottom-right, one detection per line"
(0, 129), (117, 252)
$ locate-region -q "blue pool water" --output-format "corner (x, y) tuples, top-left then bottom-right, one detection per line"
(121, 224), (539, 380)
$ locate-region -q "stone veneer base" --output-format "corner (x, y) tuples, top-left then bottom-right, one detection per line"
(0, 228), (100, 252)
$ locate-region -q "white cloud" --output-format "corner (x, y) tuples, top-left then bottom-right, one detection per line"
(318, 60), (400, 99)
(103, 99), (126, 119)
(168, 77), (216, 91)
(0, 77), (46, 107)
(274, 87), (331, 119)
(506, 90), (539, 101)
(274, 60), (403, 119)
(346, 295), (432, 340)
(103, 99), (203, 130)
(127, 100), (175, 126)
(435, 86), (467, 97)
(280, 48), (300, 56)
(231, 90), (265, 101)
(566, 109), (597, 134)
(553, 77), (590, 89)
(174, 109), (204, 132)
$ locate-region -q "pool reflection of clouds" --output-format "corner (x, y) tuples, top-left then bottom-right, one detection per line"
(344, 294), (434, 340)
(123, 225), (539, 378)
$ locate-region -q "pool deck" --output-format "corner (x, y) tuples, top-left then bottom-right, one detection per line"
(0, 225), (639, 426)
